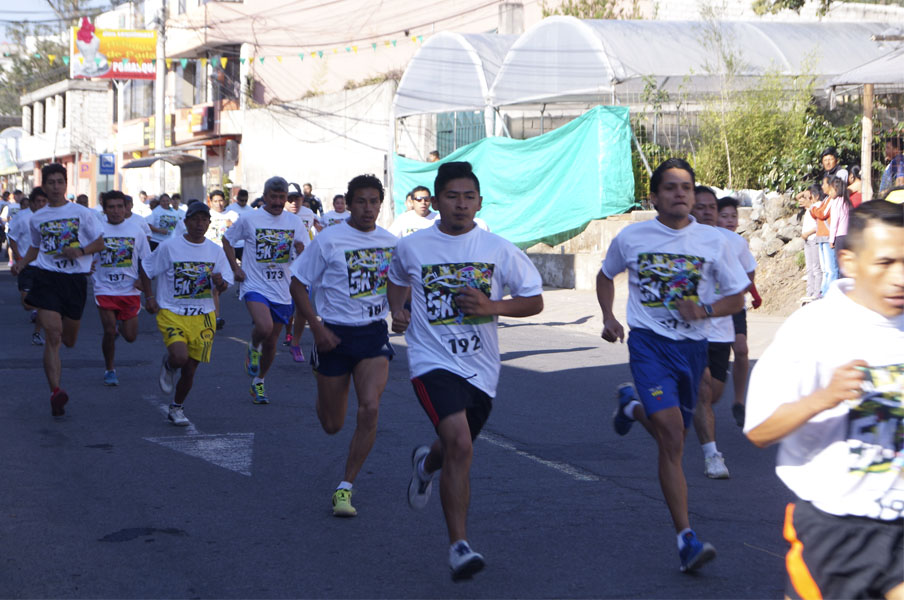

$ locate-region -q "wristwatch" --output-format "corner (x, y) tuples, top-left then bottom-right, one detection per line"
(702, 303), (714, 318)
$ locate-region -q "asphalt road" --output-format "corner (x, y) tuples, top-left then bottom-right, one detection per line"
(0, 266), (794, 599)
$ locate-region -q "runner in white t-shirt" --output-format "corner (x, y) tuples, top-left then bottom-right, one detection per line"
(228, 188), (255, 262)
(123, 195), (152, 243)
(716, 195), (762, 428)
(688, 187), (755, 480)
(11, 164), (105, 418)
(745, 200), (904, 600)
(289, 174), (397, 518)
(388, 161), (544, 580)
(146, 194), (180, 249)
(8, 187), (48, 345)
(144, 202), (233, 427)
(317, 194), (351, 228)
(388, 185), (438, 238)
(282, 188), (318, 360)
(223, 176), (306, 404)
(598, 158), (750, 574)
(92, 191), (157, 387)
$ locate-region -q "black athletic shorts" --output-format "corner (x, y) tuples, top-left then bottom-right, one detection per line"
(311, 320), (393, 377)
(707, 342), (732, 383)
(783, 500), (903, 600)
(411, 369), (493, 440)
(732, 308), (747, 337)
(235, 246), (244, 262)
(17, 265), (39, 293)
(25, 268), (88, 320)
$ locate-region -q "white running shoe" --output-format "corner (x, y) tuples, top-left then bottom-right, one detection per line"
(159, 354), (177, 394)
(449, 540), (485, 580)
(167, 404), (190, 427)
(407, 445), (433, 509)
(704, 452), (730, 479)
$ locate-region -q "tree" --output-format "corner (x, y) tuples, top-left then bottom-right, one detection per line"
(541, 0), (640, 20)
(0, 1), (112, 117)
(751, 0), (833, 16)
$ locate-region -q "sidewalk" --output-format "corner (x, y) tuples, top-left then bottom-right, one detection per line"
(509, 274), (788, 361)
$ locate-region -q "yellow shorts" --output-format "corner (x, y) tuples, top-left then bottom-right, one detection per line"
(156, 309), (216, 363)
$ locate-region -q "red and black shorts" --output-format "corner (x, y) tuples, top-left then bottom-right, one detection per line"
(783, 500), (903, 600)
(411, 369), (493, 441)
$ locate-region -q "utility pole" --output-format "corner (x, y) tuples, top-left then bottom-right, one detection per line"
(154, 0), (166, 192)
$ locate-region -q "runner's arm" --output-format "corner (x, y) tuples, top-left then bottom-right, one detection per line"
(746, 360), (867, 447)
(290, 276), (339, 350)
(455, 287), (542, 318)
(387, 280), (411, 333)
(596, 271), (624, 343)
(11, 245), (38, 275)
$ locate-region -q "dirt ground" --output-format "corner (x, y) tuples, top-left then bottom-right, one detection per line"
(754, 253), (808, 316)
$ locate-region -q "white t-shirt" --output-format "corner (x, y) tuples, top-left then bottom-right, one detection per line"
(291, 222), (397, 326)
(228, 203), (255, 248)
(389, 210), (438, 238)
(296, 206), (317, 242)
(708, 227), (756, 343)
(1, 201), (21, 223)
(144, 234), (234, 316)
(389, 225), (543, 398)
(601, 217), (750, 341)
(318, 210), (350, 228)
(126, 213), (152, 240)
(224, 208), (307, 305)
(92, 219), (152, 297)
(131, 200), (152, 217)
(205, 209), (238, 246)
(146, 206), (181, 243)
(28, 202), (103, 274)
(8, 207), (34, 245)
(745, 279), (904, 521)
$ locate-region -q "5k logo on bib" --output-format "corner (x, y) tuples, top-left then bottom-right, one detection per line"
(255, 228), (294, 263)
(173, 261), (214, 299)
(40, 218), (80, 255)
(422, 262), (494, 326)
(637, 252), (704, 309)
(100, 237), (135, 268)
(345, 247), (394, 298)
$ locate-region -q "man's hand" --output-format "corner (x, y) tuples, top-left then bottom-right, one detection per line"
(312, 322), (340, 352)
(391, 308), (411, 334)
(145, 297), (159, 315)
(10, 260), (24, 276)
(818, 360), (868, 410)
(455, 286), (492, 316)
(60, 246), (83, 260)
(212, 272), (228, 293)
(676, 299), (705, 321)
(232, 266), (246, 282)
(601, 316), (624, 343)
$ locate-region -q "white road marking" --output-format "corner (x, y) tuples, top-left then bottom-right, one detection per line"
(479, 432), (600, 482)
(142, 394), (254, 476)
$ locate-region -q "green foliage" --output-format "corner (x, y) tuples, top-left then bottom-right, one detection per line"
(541, 0), (640, 19)
(752, 0), (832, 16)
(795, 250), (806, 269)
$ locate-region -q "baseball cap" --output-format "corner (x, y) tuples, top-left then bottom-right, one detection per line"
(185, 201), (210, 218)
(264, 176), (289, 195)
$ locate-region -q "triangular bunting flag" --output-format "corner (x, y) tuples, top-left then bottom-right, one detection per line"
(151, 59), (157, 66)
(384, 41), (391, 47)
(276, 56), (282, 62)
(95, 57), (101, 66)
(121, 57), (128, 64)
(391, 40), (397, 47)
(34, 53), (41, 59)
(180, 58), (188, 68)
(62, 56), (69, 65)
(79, 57), (84, 64)
(332, 48), (337, 54)
(298, 54), (304, 61)
(200, 58), (208, 68)
(48, 54), (56, 64)
(240, 57), (246, 64)
(310, 52), (316, 58)
(371, 43), (377, 50)
(165, 58), (173, 69)
(317, 51), (323, 58)
(352, 46), (358, 53)
(220, 57), (228, 68)
(418, 35), (423, 42)
(259, 57), (265, 64)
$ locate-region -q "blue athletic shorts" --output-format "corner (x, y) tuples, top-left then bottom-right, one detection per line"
(627, 328), (708, 428)
(242, 291), (294, 325)
(311, 320), (394, 377)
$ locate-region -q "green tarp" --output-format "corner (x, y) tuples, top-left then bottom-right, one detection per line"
(392, 105), (635, 248)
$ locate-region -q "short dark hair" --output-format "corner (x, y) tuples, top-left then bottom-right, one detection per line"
(172, 193), (181, 201)
(848, 165), (861, 181)
(28, 187), (47, 203)
(332, 194), (345, 202)
(694, 185), (715, 197)
(820, 146), (838, 159)
(650, 158), (694, 195)
(346, 174), (384, 203)
(434, 161), (480, 196)
(887, 137), (902, 151)
(846, 200), (904, 251)
(717, 196), (740, 211)
(411, 185), (431, 197)
(159, 193), (171, 202)
(42, 162), (67, 183)
(100, 190), (126, 208)
(209, 189), (225, 200)
(237, 188), (248, 198)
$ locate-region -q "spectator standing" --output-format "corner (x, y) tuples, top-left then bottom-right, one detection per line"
(847, 166), (863, 208)
(798, 184), (824, 303)
(879, 136), (904, 196)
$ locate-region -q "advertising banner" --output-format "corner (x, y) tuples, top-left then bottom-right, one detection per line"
(70, 18), (157, 80)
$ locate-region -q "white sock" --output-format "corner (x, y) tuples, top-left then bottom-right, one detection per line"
(336, 481), (353, 491)
(623, 400), (641, 420)
(702, 442), (718, 458)
(252, 376), (264, 385)
(677, 528), (692, 549)
(249, 342), (261, 352)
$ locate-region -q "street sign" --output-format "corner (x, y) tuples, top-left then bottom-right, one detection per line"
(99, 153), (115, 175)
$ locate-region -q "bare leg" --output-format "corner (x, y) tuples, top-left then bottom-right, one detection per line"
(39, 310), (63, 391)
(342, 356), (389, 483)
(732, 334), (750, 407)
(650, 406), (691, 532)
(436, 411), (474, 543)
(693, 368), (715, 445)
(98, 307), (118, 371)
(246, 301), (280, 377)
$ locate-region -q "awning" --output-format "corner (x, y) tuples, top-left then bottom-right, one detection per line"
(122, 153), (204, 169)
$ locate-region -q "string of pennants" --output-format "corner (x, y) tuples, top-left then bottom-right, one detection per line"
(8, 35), (427, 67)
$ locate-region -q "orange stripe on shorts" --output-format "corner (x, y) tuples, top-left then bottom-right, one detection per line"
(783, 503), (823, 600)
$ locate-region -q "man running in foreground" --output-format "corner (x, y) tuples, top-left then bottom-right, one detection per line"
(745, 200), (903, 600)
(597, 158), (749, 572)
(289, 174), (397, 518)
(388, 161), (543, 579)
